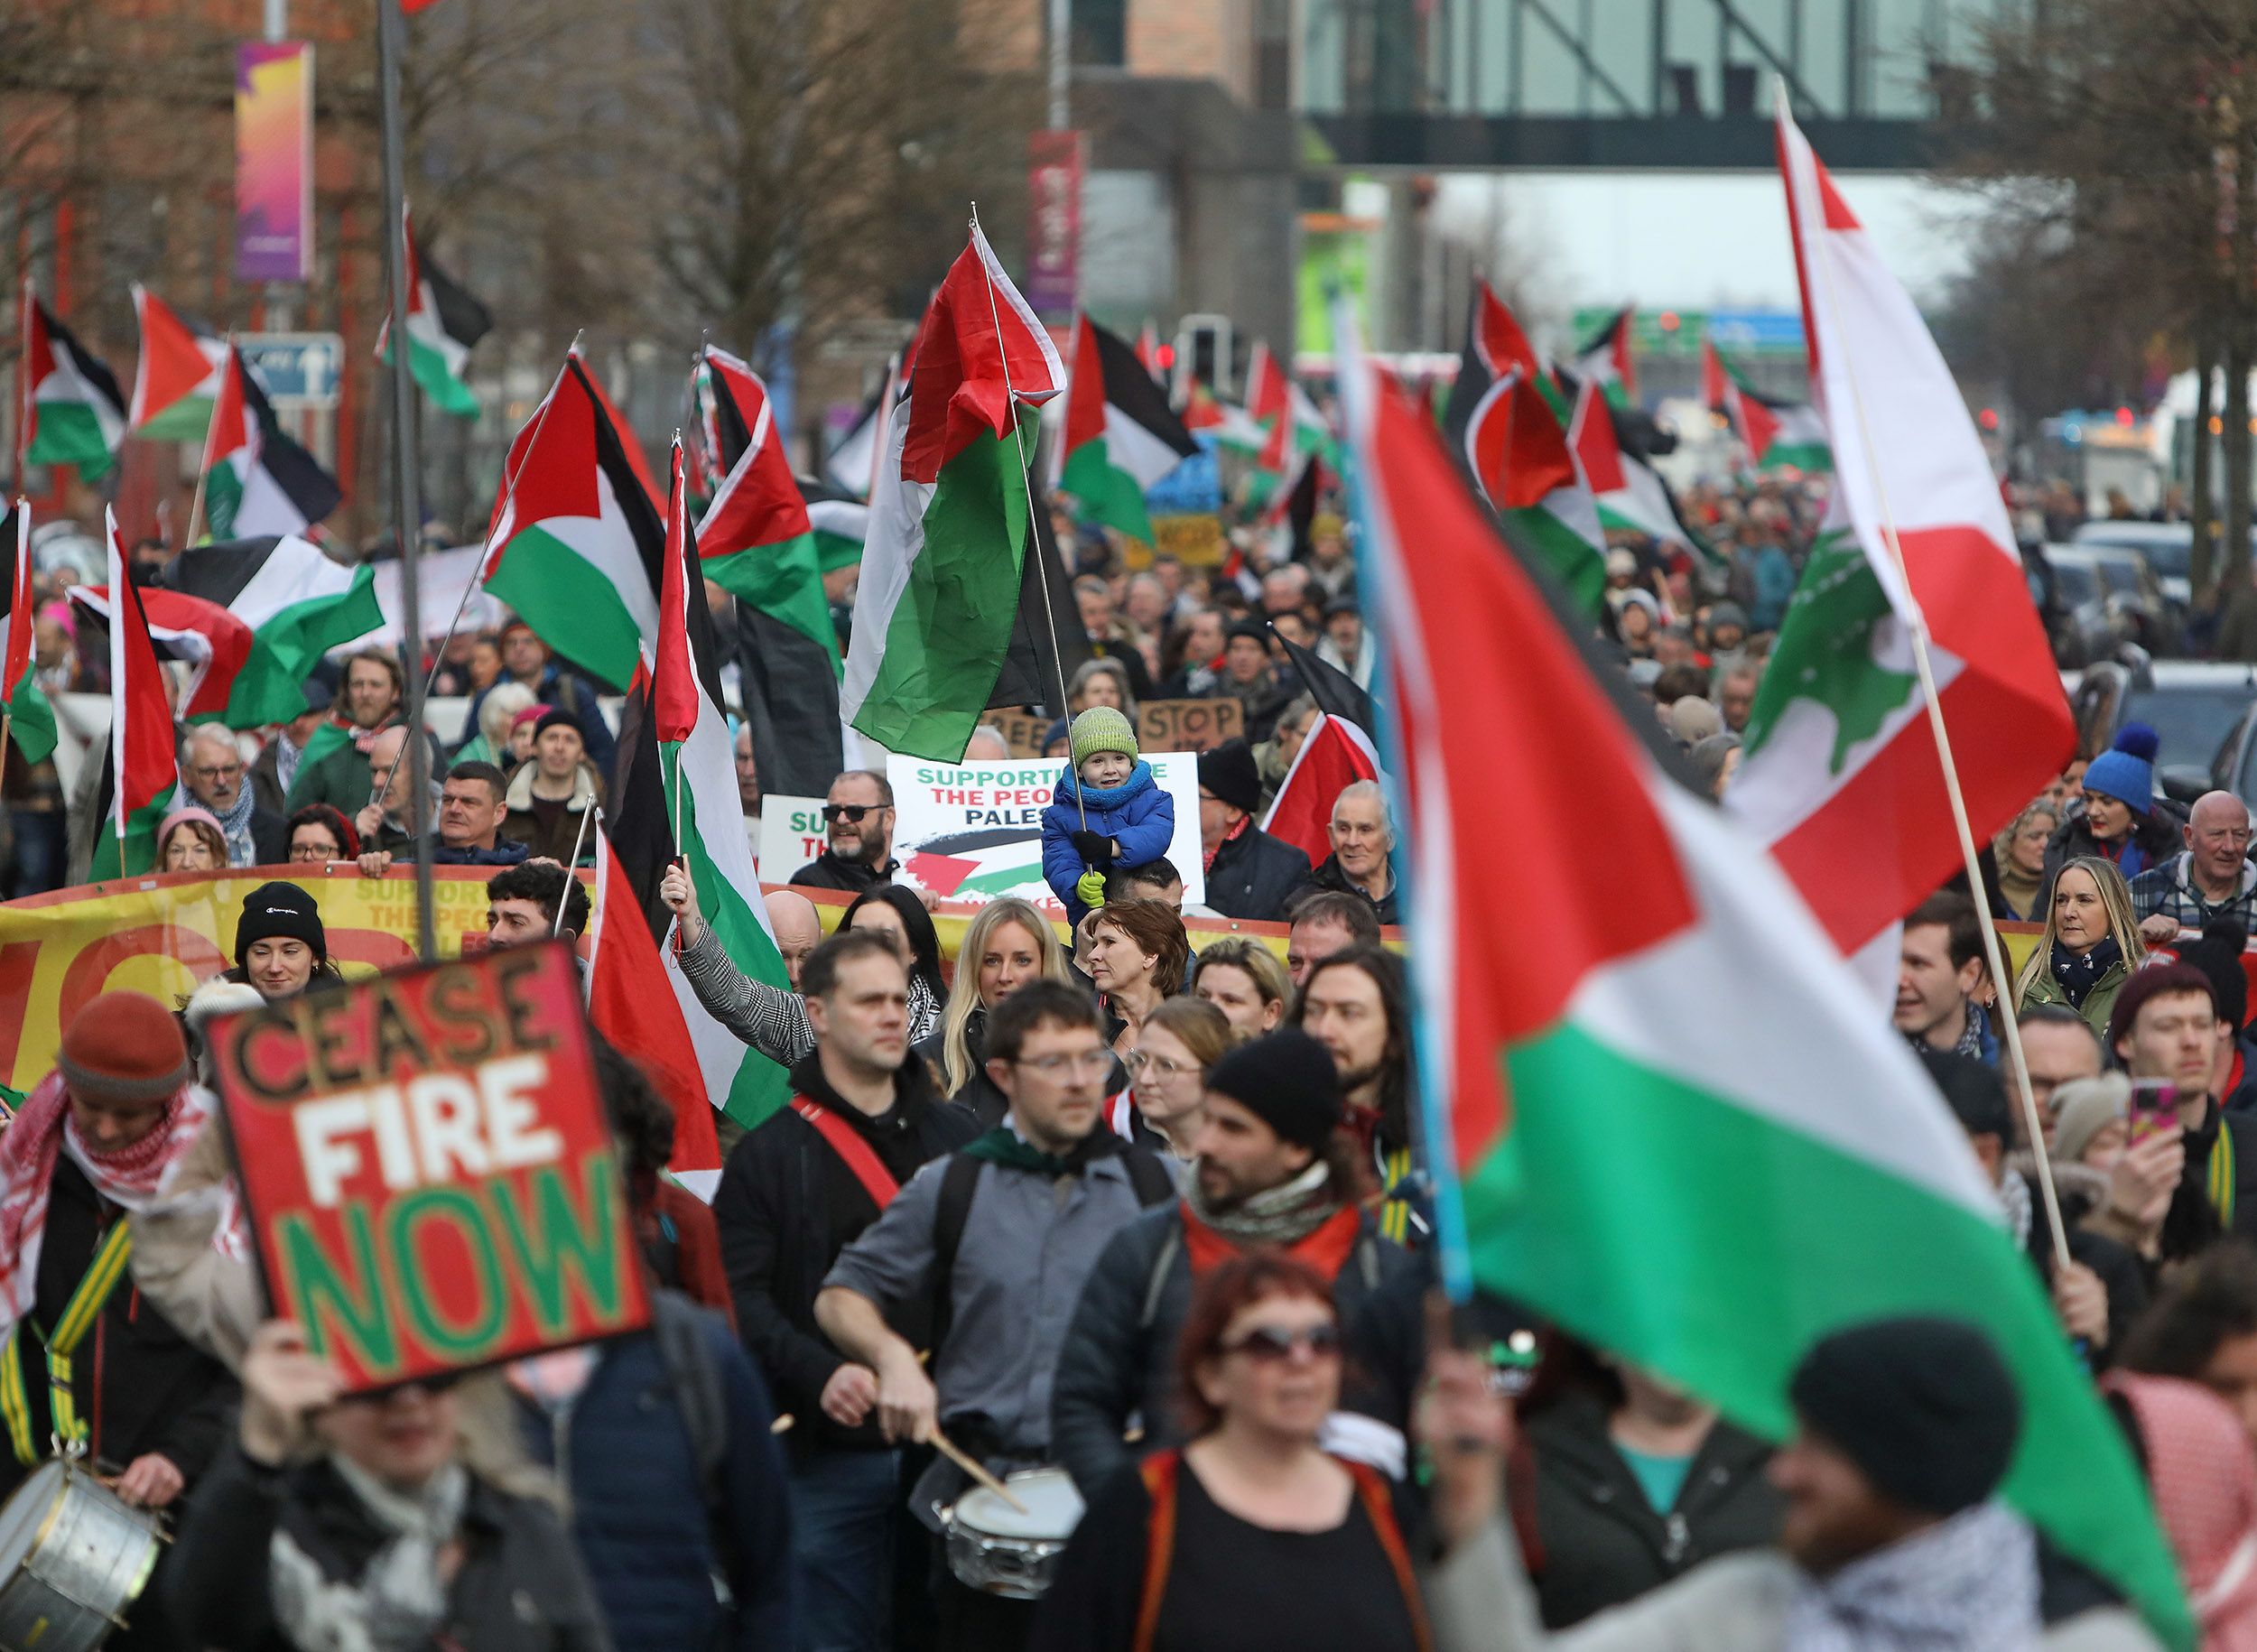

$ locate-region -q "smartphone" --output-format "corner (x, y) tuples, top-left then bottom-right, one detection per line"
(2128, 1079), (2179, 1144)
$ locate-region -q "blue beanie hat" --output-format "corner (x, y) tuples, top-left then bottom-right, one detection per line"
(2082, 722), (2159, 817)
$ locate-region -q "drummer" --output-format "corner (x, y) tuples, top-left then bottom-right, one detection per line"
(815, 979), (1176, 1652)
(0, 993), (237, 1635)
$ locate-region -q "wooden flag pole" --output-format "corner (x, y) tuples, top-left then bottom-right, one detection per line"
(1789, 92), (2072, 1273)
(968, 203), (1088, 837)
(181, 331), (230, 553)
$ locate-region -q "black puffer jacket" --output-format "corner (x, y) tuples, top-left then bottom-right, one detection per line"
(1202, 824), (1312, 923)
(711, 1053), (977, 1450)
(1525, 1392), (1783, 1629)
(165, 1443), (610, 1652)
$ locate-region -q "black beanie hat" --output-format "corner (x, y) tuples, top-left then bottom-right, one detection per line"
(1788, 1316), (2020, 1517)
(1917, 1048), (2012, 1145)
(1225, 618), (1270, 649)
(534, 707), (585, 743)
(1199, 739), (1262, 817)
(2176, 921), (2250, 1034)
(1204, 1027), (1342, 1153)
(235, 880), (327, 971)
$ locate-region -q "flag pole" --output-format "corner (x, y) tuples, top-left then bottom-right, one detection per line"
(561, 803), (599, 939)
(181, 332), (230, 552)
(1788, 90), (2072, 1273)
(968, 203), (1089, 836)
(378, 0), (433, 961)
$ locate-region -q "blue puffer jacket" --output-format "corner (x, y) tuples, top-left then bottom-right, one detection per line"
(1041, 759), (1176, 924)
(517, 1299), (794, 1652)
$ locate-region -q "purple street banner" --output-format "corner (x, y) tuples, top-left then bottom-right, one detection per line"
(236, 42), (315, 283)
(1026, 129), (1083, 317)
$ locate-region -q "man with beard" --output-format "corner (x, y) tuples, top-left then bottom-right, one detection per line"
(1049, 1027), (1426, 1499)
(792, 770), (900, 893)
(1294, 944), (1428, 1247)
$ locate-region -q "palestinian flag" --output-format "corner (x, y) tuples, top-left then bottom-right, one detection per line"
(1726, 104), (2072, 961)
(1340, 330), (2189, 1650)
(1054, 312), (1197, 544)
(584, 812), (722, 1192)
(72, 581), (311, 729)
(481, 351), (664, 692)
(1261, 711), (1380, 868)
(1, 499), (56, 765)
(841, 225), (1063, 761)
(18, 283), (125, 483)
(824, 356), (898, 501)
(376, 208), (491, 420)
(158, 534), (383, 696)
(1439, 282), (1606, 617)
(798, 475), (868, 574)
(1234, 341), (1286, 458)
(1571, 306), (1639, 408)
(610, 443), (794, 1129)
(1567, 377), (1714, 561)
(694, 345), (845, 795)
(200, 347), (343, 542)
(87, 511), (174, 880)
(1702, 336), (1832, 475)
(1271, 623), (1376, 731)
(128, 286), (228, 441)
(1241, 342), (1330, 505)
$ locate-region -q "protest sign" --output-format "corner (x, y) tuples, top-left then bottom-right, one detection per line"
(978, 708), (1052, 758)
(209, 942), (650, 1393)
(756, 794), (826, 881)
(1145, 513), (1226, 569)
(1138, 698), (1242, 753)
(884, 753), (1205, 911)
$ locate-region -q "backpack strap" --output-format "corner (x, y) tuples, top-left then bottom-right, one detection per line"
(1344, 1458), (1434, 1652)
(1131, 1450), (1183, 1652)
(926, 1152), (987, 1358)
(792, 1098), (902, 1211)
(1123, 1149), (1176, 1210)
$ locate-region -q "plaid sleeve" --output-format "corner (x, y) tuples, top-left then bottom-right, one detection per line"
(677, 923), (816, 1066)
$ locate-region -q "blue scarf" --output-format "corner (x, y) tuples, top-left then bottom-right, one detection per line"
(2051, 935), (2122, 1009)
(1054, 759), (1155, 811)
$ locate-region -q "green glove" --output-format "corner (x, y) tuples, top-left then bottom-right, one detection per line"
(1075, 870), (1108, 909)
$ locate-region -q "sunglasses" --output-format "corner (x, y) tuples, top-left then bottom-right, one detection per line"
(822, 803), (887, 824)
(1221, 1323), (1342, 1363)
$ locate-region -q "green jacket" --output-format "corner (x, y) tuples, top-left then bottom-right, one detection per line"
(2018, 951), (2130, 1044)
(282, 737), (374, 816)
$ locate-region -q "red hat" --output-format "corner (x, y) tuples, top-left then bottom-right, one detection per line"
(58, 991), (189, 1105)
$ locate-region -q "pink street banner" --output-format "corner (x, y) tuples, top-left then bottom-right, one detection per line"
(237, 42), (315, 283)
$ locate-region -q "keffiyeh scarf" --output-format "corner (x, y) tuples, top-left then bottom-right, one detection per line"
(1782, 1502), (2039, 1652)
(270, 1457), (469, 1652)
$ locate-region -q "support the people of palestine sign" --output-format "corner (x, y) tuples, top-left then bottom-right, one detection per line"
(209, 942), (650, 1393)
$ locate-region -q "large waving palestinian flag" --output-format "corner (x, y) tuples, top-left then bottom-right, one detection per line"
(1439, 282), (1605, 617)
(1726, 102), (2070, 960)
(18, 283), (125, 483)
(1342, 325), (2188, 1651)
(841, 226), (1063, 761)
(87, 511), (175, 880)
(1054, 312), (1196, 544)
(1567, 377), (1714, 563)
(1702, 337), (1831, 475)
(200, 347), (343, 542)
(1, 500), (56, 765)
(129, 285), (228, 441)
(376, 208), (491, 420)
(160, 534), (383, 697)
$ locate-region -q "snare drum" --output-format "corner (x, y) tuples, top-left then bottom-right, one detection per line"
(942, 1466), (1085, 1600)
(0, 1460), (164, 1652)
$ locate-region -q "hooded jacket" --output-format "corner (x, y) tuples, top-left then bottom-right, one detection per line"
(1041, 759), (1176, 924)
(1203, 821), (1312, 923)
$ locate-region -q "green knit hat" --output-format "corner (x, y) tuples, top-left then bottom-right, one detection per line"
(1070, 706), (1138, 766)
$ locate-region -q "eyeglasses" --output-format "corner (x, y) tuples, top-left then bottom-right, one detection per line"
(823, 803), (887, 824)
(1221, 1323), (1342, 1363)
(1014, 1050), (1114, 1078)
(1125, 1049), (1194, 1080)
(190, 764), (243, 783)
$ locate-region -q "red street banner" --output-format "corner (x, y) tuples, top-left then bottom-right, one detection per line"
(209, 942), (650, 1393)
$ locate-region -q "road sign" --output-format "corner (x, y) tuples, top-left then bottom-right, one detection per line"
(240, 331), (345, 406)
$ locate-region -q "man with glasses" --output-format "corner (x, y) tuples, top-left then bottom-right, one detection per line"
(817, 979), (1174, 1652)
(1050, 1026), (1425, 1501)
(791, 769), (900, 893)
(181, 724), (288, 867)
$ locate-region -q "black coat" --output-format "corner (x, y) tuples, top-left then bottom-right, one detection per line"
(1290, 852), (1401, 925)
(0, 1155), (235, 1506)
(1050, 1202), (1427, 1498)
(249, 808), (290, 865)
(1525, 1393), (1783, 1629)
(2041, 800), (2184, 892)
(788, 849), (898, 893)
(915, 1009), (1010, 1128)
(164, 1443), (610, 1652)
(1202, 825), (1311, 923)
(711, 1053), (977, 1451)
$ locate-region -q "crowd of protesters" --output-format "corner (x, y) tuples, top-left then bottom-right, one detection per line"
(18, 467), (2257, 1652)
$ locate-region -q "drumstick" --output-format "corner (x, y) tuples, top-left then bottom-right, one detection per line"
(929, 1425), (1028, 1515)
(770, 1414), (794, 1434)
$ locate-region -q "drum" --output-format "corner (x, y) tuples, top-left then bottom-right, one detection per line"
(942, 1466), (1085, 1600)
(0, 1460), (163, 1652)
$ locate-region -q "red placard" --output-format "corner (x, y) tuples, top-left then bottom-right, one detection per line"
(209, 942), (650, 1393)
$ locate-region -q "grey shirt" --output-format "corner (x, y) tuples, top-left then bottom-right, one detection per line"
(821, 1152), (1154, 1457)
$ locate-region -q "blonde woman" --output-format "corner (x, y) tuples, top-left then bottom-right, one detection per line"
(2016, 855), (2146, 1040)
(915, 896), (1070, 1128)
(1189, 937), (1293, 1039)
(1995, 799), (2059, 923)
